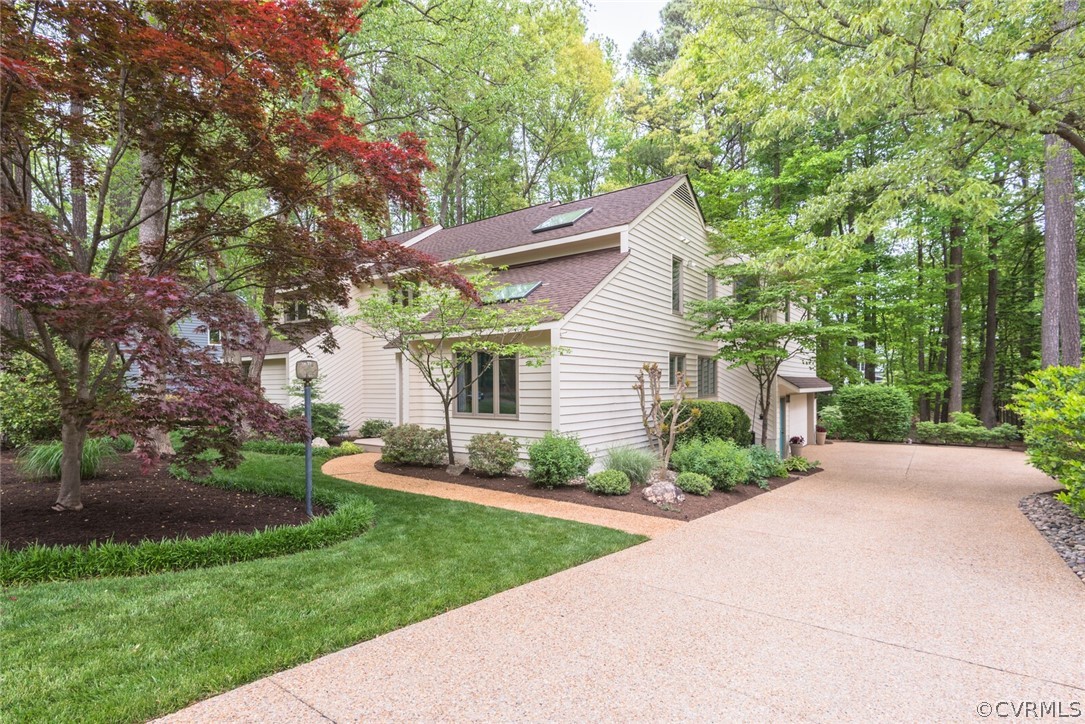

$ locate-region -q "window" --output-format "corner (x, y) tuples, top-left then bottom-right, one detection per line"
(669, 353), (686, 388)
(208, 328), (222, 346)
(706, 274), (716, 301)
(485, 281), (541, 304)
(671, 256), (683, 313)
(389, 285), (415, 307)
(283, 301), (310, 322)
(697, 357), (717, 397)
(733, 275), (758, 305)
(456, 352), (518, 416)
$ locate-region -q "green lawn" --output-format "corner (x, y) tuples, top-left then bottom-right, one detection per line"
(1, 453), (644, 723)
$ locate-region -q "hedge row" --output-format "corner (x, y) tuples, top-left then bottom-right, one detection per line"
(0, 464), (375, 586)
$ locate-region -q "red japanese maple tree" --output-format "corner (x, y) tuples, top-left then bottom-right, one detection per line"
(1, 0), (469, 510)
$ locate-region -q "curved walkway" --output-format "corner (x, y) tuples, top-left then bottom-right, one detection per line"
(321, 452), (683, 538)
(163, 443), (1084, 722)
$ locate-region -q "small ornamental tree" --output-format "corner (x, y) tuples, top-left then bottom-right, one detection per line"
(351, 268), (557, 465)
(0, 1), (469, 510)
(634, 362), (698, 470)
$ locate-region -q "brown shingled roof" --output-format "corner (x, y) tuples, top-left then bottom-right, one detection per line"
(407, 176), (684, 261)
(492, 247), (628, 317)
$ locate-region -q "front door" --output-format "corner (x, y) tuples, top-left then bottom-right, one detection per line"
(778, 396), (787, 457)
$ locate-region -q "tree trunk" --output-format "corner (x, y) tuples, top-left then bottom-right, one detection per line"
(945, 220), (964, 414)
(443, 404), (455, 466)
(917, 236), (930, 421)
(979, 232), (999, 427)
(56, 416), (88, 510)
(139, 144), (175, 455)
(1042, 134), (1082, 367)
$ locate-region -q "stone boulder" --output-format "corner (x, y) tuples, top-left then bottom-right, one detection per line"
(642, 469), (685, 506)
(311, 437), (330, 448)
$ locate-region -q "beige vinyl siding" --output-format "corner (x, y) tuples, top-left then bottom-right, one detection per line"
(260, 358), (289, 408)
(285, 325), (369, 431)
(557, 190), (720, 461)
(406, 331), (553, 462)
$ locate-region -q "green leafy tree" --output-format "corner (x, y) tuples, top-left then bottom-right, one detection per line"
(351, 268), (558, 464)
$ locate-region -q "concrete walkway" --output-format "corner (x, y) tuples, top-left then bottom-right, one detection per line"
(163, 443), (1084, 722)
(322, 452), (684, 538)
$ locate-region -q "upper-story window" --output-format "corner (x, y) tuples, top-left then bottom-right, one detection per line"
(671, 256), (683, 313)
(706, 274), (716, 301)
(697, 357), (717, 397)
(283, 301), (310, 322)
(208, 328), (222, 346)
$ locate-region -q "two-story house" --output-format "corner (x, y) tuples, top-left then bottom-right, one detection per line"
(248, 176), (829, 460)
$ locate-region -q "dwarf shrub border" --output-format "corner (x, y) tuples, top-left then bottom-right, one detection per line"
(0, 459), (376, 586)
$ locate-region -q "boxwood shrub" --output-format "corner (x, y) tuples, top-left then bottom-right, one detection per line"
(671, 439), (752, 491)
(675, 471), (713, 496)
(0, 465), (376, 585)
(527, 432), (592, 488)
(467, 432), (520, 476)
(836, 385), (912, 441)
(586, 469), (631, 496)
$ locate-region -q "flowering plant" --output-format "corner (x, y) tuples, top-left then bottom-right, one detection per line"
(789, 435), (805, 445)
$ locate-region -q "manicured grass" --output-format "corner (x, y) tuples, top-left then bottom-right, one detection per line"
(1, 453), (644, 723)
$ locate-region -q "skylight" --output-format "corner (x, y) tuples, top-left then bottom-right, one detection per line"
(532, 207), (592, 233)
(485, 281), (542, 304)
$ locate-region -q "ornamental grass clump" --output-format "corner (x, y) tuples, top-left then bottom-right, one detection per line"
(19, 438), (115, 480)
(604, 446), (656, 485)
(586, 470), (631, 496)
(527, 432), (591, 488)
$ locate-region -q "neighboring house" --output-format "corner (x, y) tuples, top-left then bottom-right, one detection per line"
(247, 176), (830, 460)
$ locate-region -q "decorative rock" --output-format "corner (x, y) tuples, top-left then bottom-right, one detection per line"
(642, 480), (685, 506)
(311, 437), (330, 448)
(1019, 492), (1085, 582)
(446, 464), (467, 476)
(566, 476), (587, 487)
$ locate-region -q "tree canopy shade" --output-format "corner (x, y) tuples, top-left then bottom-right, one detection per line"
(0, 0), (471, 510)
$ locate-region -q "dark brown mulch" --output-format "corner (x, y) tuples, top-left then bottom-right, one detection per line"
(0, 453), (325, 550)
(375, 461), (809, 521)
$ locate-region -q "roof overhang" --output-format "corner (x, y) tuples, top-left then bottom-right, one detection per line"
(779, 375), (834, 394)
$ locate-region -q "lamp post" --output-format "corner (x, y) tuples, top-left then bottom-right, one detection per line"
(295, 358), (319, 517)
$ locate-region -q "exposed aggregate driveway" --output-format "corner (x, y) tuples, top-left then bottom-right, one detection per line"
(163, 442), (1085, 722)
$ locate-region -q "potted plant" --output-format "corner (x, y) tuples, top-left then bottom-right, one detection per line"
(815, 424), (827, 446)
(789, 435), (805, 458)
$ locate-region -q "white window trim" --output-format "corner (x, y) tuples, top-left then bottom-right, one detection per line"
(454, 352), (520, 420)
(671, 256), (684, 314)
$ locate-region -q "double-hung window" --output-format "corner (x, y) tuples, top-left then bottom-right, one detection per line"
(697, 357), (717, 397)
(671, 256), (684, 313)
(668, 353), (686, 388)
(456, 352), (518, 417)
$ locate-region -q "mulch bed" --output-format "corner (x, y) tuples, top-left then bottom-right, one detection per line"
(375, 461), (815, 522)
(0, 453), (325, 551)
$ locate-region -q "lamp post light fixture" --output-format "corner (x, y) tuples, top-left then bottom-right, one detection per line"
(295, 359), (319, 517)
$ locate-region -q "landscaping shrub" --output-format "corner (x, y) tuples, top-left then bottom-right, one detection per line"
(818, 405), (845, 438)
(671, 439), (752, 491)
(287, 402), (345, 440)
(1010, 366), (1085, 519)
(659, 400), (753, 446)
(109, 434), (136, 453)
(675, 471), (713, 496)
(527, 432), (592, 488)
(18, 438), (116, 480)
(836, 385), (912, 441)
(0, 352), (62, 449)
(467, 432), (520, 476)
(380, 424), (447, 467)
(359, 418), (393, 438)
(783, 456), (819, 472)
(0, 488), (376, 585)
(586, 470), (631, 495)
(746, 445), (787, 489)
(913, 420), (1021, 446)
(604, 446), (657, 485)
(338, 441), (361, 455)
